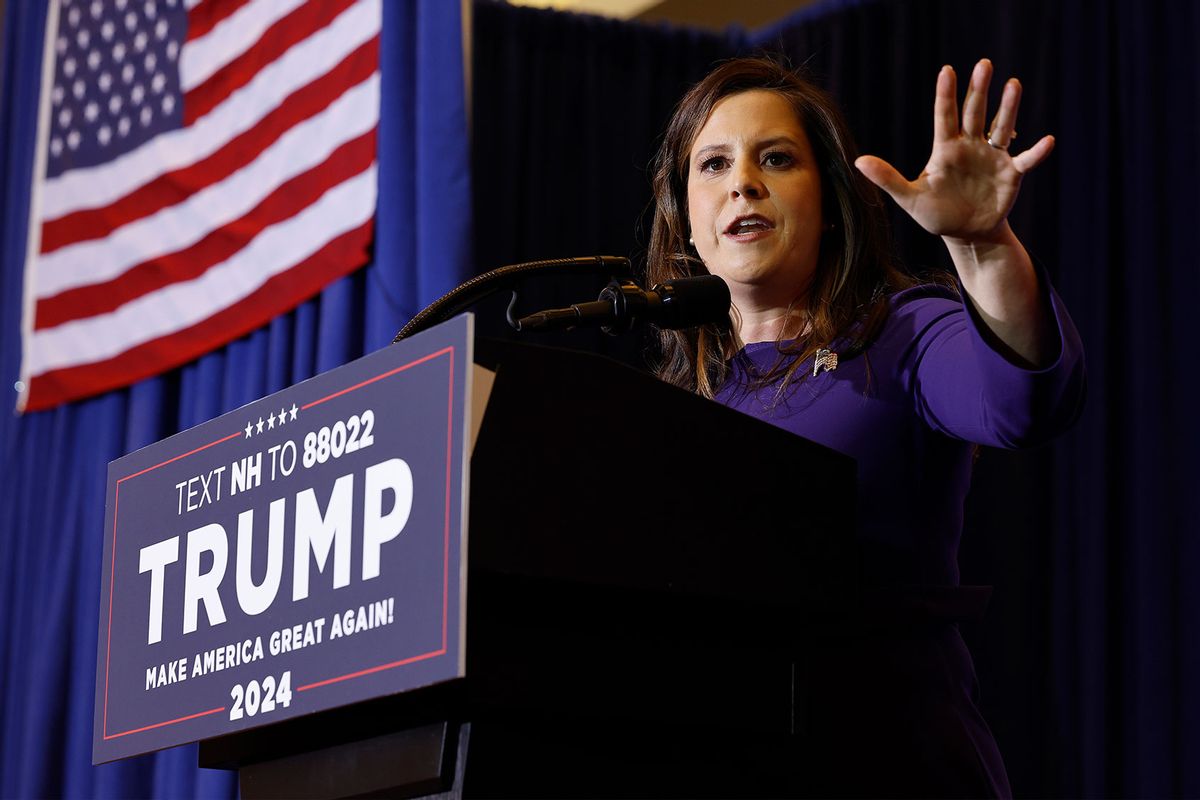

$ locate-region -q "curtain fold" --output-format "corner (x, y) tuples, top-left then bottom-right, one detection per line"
(469, 1), (730, 367)
(1047, 0), (1200, 795)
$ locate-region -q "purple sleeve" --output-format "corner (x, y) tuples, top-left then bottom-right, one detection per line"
(892, 270), (1086, 448)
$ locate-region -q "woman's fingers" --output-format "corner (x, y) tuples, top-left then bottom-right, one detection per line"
(934, 65), (959, 143)
(960, 59), (992, 138)
(987, 78), (1022, 149)
(854, 155), (912, 204)
(1011, 134), (1056, 174)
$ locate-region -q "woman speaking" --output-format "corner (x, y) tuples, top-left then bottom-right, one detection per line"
(647, 57), (1085, 797)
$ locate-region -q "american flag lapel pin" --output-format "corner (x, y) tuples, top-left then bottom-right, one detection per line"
(813, 348), (838, 376)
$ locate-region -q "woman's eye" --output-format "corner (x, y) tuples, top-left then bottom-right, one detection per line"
(763, 151), (793, 168)
(699, 156), (727, 173)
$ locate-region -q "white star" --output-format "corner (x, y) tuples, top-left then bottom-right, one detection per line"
(131, 84), (144, 104)
(245, 421), (253, 439)
(57, 108), (72, 127)
(289, 403), (298, 421)
(76, 29), (89, 49)
(109, 94), (122, 114)
(117, 115), (131, 136)
(84, 101), (99, 122)
(255, 417), (265, 434)
(97, 124), (111, 145)
(144, 52), (157, 72)
(72, 79), (85, 99)
(161, 94), (175, 114)
(87, 50), (101, 70)
(62, 57), (76, 78)
(166, 40), (179, 60)
(113, 42), (127, 63)
(151, 72), (166, 93)
(267, 411), (276, 430)
(51, 85), (64, 105)
(122, 63), (134, 83)
(67, 129), (81, 149)
(278, 408), (288, 426)
(50, 137), (63, 157)
(125, 11), (138, 32)
(98, 71), (112, 92)
(140, 105), (152, 126)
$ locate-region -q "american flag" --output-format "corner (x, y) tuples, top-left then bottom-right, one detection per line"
(19, 0), (381, 411)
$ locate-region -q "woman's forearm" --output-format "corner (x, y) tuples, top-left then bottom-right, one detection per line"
(943, 221), (1051, 367)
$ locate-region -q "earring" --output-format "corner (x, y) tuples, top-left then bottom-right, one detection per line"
(688, 236), (695, 246)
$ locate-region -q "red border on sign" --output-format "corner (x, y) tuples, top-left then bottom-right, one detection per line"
(102, 346), (457, 741)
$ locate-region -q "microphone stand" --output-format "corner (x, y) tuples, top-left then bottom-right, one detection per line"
(391, 256), (630, 343)
(515, 279), (647, 335)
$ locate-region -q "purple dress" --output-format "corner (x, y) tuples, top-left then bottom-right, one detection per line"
(714, 279), (1085, 797)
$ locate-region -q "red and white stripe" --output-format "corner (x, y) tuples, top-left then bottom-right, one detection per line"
(20, 0), (381, 411)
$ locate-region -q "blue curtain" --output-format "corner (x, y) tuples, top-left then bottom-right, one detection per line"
(0, 1), (471, 797)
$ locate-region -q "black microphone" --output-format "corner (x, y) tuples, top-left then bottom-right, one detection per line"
(516, 275), (730, 334)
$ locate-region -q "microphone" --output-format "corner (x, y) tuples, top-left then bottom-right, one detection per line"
(516, 275), (730, 335)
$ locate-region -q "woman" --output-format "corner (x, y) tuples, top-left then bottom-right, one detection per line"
(647, 58), (1084, 796)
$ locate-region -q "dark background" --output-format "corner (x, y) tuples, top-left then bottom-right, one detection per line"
(470, 1), (1200, 796)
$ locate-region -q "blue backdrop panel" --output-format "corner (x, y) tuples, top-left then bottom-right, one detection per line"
(0, 1), (471, 797)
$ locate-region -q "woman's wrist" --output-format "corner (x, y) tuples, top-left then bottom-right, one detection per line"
(942, 222), (1050, 366)
(940, 220), (1021, 266)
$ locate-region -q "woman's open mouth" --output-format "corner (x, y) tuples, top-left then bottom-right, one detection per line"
(724, 214), (774, 241)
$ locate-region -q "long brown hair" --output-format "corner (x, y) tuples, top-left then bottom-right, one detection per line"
(647, 56), (916, 398)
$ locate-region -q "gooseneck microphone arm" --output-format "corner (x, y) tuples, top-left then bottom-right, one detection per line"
(516, 275), (731, 335)
(392, 256), (631, 343)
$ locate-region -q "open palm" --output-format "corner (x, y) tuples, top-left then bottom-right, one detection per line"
(856, 59), (1055, 243)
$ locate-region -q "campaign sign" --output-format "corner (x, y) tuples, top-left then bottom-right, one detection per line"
(93, 315), (473, 764)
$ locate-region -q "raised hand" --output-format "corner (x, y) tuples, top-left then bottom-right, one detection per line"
(854, 59), (1055, 244)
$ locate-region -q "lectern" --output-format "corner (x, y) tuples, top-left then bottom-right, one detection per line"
(196, 337), (859, 797)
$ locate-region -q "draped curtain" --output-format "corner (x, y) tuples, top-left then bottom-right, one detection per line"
(0, 2), (470, 797)
(469, 1), (730, 367)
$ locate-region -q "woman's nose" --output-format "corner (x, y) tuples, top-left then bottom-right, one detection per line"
(730, 164), (765, 199)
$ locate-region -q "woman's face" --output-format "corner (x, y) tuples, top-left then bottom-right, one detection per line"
(686, 90), (824, 312)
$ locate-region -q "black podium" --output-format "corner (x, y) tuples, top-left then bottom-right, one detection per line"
(198, 339), (859, 797)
